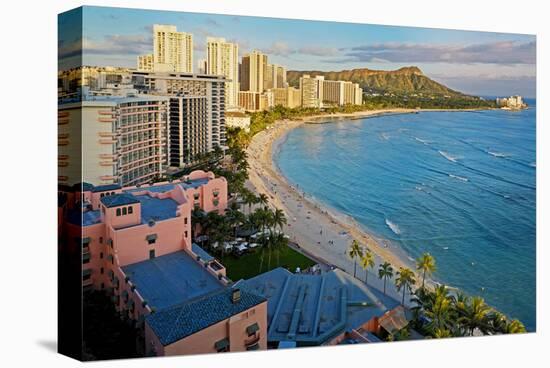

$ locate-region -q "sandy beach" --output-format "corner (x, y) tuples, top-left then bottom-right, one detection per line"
(246, 108), (425, 300)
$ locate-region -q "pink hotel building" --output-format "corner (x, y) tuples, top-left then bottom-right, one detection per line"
(60, 170), (268, 356)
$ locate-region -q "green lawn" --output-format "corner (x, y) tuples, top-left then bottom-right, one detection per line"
(220, 246), (315, 281)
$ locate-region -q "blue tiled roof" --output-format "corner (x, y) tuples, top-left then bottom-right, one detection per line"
(133, 195), (179, 223)
(100, 193), (140, 208)
(146, 288), (266, 346)
(179, 178), (210, 190)
(122, 251), (223, 310)
(125, 183), (176, 194)
(83, 210), (102, 226)
(92, 183), (122, 192)
(123, 177), (212, 195)
(191, 243), (215, 262)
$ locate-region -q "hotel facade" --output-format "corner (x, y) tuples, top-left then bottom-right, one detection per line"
(58, 94), (169, 187)
(240, 50), (268, 93)
(206, 37), (240, 109)
(151, 24), (193, 73)
(60, 170), (268, 356)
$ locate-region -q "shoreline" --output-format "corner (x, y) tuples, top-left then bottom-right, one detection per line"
(245, 108), (439, 298)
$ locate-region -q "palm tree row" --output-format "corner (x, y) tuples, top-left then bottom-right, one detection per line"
(348, 240), (416, 304)
(347, 241), (526, 337)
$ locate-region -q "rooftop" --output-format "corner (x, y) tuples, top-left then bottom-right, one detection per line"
(122, 251), (224, 311)
(191, 243), (215, 263)
(146, 288), (265, 346)
(100, 193), (140, 208)
(123, 177), (211, 194)
(133, 194), (179, 224)
(91, 183), (122, 193)
(237, 268), (401, 345)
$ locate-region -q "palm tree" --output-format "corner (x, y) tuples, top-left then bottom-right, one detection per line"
(424, 286), (453, 334)
(487, 311), (508, 334)
(258, 193), (269, 209)
(348, 240), (364, 278)
(458, 296), (491, 336)
(359, 249), (375, 285)
(416, 252), (436, 290)
(505, 319), (526, 334)
(433, 328), (452, 339)
(378, 262), (394, 295)
(395, 267), (416, 305)
(225, 203), (245, 237)
(272, 208), (287, 233)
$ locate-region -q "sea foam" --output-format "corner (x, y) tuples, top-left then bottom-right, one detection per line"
(385, 218), (401, 235)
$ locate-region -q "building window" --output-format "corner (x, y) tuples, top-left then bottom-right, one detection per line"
(99, 237), (103, 244)
(100, 252), (103, 259)
(116, 208), (121, 216)
(246, 322), (260, 337)
(184, 217), (188, 225)
(128, 206), (133, 214)
(215, 338), (230, 353)
(100, 193), (105, 198)
(122, 207), (127, 215)
(149, 249), (155, 259)
(100, 267), (104, 274)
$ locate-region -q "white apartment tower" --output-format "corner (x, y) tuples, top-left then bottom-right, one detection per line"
(299, 75), (324, 108)
(152, 24), (193, 73)
(207, 37), (240, 108)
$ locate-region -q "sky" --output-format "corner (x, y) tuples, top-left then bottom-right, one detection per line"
(59, 6), (536, 98)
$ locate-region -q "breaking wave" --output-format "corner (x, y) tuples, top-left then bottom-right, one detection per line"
(438, 150), (459, 163)
(385, 218), (401, 235)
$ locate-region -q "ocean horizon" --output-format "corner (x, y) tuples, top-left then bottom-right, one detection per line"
(274, 101), (536, 330)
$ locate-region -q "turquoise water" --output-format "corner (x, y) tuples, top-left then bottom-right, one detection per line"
(275, 102), (536, 330)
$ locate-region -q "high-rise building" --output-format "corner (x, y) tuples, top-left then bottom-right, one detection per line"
(299, 75), (324, 108)
(206, 37), (239, 108)
(322, 80), (361, 106)
(59, 94), (169, 187)
(151, 24), (193, 73)
(240, 50), (267, 93)
(275, 65), (287, 88)
(131, 71), (227, 168)
(264, 64), (287, 90)
(197, 58), (207, 74)
(238, 91), (262, 111)
(137, 54), (154, 72)
(270, 86), (301, 108)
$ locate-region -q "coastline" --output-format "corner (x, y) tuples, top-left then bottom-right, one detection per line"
(246, 108), (435, 298)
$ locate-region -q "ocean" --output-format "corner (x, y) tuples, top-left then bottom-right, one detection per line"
(274, 101), (536, 331)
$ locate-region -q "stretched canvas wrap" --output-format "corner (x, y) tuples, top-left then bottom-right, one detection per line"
(58, 5), (536, 361)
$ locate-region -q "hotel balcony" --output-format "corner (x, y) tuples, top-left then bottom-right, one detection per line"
(98, 132), (117, 138)
(99, 138), (117, 144)
(98, 117), (116, 123)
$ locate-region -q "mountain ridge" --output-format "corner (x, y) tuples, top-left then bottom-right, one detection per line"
(286, 66), (465, 97)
